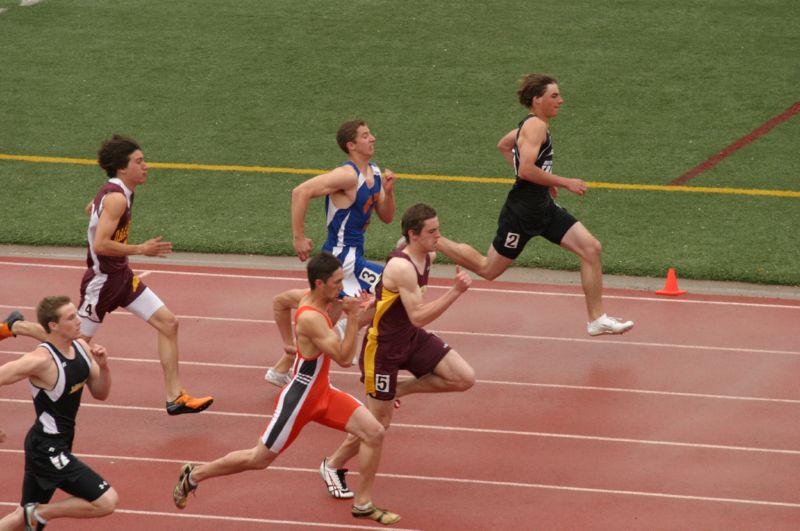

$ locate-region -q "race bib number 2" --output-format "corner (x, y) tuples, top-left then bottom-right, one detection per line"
(504, 232), (520, 249)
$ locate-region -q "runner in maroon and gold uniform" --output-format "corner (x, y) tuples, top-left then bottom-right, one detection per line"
(319, 203), (475, 513)
(79, 135), (212, 416)
(0, 136), (213, 416)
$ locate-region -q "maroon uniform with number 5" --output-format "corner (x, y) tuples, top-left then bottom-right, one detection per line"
(360, 250), (451, 400)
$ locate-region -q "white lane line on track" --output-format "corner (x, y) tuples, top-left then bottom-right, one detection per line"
(441, 329), (800, 357)
(1, 350), (798, 404)
(1, 260), (798, 309)
(0, 501), (416, 530)
(1, 398), (798, 455)
(1, 306), (798, 357)
(1, 452), (798, 510)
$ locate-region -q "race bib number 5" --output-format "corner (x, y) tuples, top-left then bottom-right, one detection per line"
(374, 374), (391, 393)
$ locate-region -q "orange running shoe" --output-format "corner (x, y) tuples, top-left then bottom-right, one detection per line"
(166, 390), (214, 416)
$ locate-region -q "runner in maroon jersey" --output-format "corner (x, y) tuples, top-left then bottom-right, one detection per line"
(78, 135), (213, 415)
(320, 203), (476, 509)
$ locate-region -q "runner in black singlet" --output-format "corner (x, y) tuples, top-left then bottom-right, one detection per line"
(436, 73), (634, 336)
(0, 296), (117, 530)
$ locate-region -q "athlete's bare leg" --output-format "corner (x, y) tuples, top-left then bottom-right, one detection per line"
(189, 440), (279, 483)
(326, 393), (393, 470)
(395, 349), (475, 397)
(344, 404), (387, 507)
(436, 237), (513, 280)
(0, 488), (118, 529)
(147, 306), (183, 402)
(559, 222), (604, 321)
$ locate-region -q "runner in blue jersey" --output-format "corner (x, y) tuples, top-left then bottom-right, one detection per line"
(265, 120), (396, 387)
(292, 119), (396, 295)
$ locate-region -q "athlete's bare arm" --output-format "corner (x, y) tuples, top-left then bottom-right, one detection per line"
(296, 297), (363, 367)
(386, 259), (470, 328)
(291, 166), (359, 261)
(273, 288), (305, 355)
(497, 129), (517, 167)
(0, 347), (55, 389)
(93, 193), (172, 257)
(374, 169), (396, 223)
(83, 339), (112, 401)
(513, 120), (587, 195)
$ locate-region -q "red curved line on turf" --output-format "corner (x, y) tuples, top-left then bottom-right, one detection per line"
(670, 101), (800, 186)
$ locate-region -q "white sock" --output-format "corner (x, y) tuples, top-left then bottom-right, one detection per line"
(188, 471), (198, 488)
(34, 507), (47, 525)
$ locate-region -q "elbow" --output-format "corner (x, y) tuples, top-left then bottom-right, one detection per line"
(94, 388), (111, 401)
(408, 316), (425, 328)
(291, 186), (308, 204)
(335, 355), (354, 368)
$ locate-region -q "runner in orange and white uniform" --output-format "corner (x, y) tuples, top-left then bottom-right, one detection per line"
(261, 304), (360, 453)
(173, 252), (401, 525)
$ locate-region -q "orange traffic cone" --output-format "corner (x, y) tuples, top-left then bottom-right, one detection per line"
(656, 268), (687, 296)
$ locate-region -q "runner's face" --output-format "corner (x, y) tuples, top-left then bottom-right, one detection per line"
(52, 303), (82, 340)
(536, 84), (563, 119)
(120, 150), (148, 184)
(414, 217), (441, 252)
(349, 125), (375, 157)
(322, 269), (345, 302)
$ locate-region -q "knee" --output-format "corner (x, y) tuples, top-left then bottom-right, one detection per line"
(94, 487), (118, 516)
(248, 447), (273, 470)
(165, 313), (179, 335)
(583, 237), (602, 260)
(362, 422), (386, 447)
(155, 310), (179, 336)
(457, 366), (476, 392)
(590, 238), (602, 257)
(10, 505), (24, 521)
(482, 270), (501, 281)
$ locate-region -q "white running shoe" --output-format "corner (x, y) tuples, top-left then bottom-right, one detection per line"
(320, 458), (354, 499)
(264, 368), (291, 387)
(587, 314), (634, 336)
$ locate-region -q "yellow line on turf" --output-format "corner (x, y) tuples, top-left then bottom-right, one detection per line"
(1, 152), (798, 198)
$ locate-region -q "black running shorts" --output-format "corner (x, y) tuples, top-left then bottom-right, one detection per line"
(491, 200), (577, 259)
(21, 429), (111, 504)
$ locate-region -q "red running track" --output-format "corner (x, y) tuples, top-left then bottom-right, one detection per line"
(1, 256), (799, 530)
